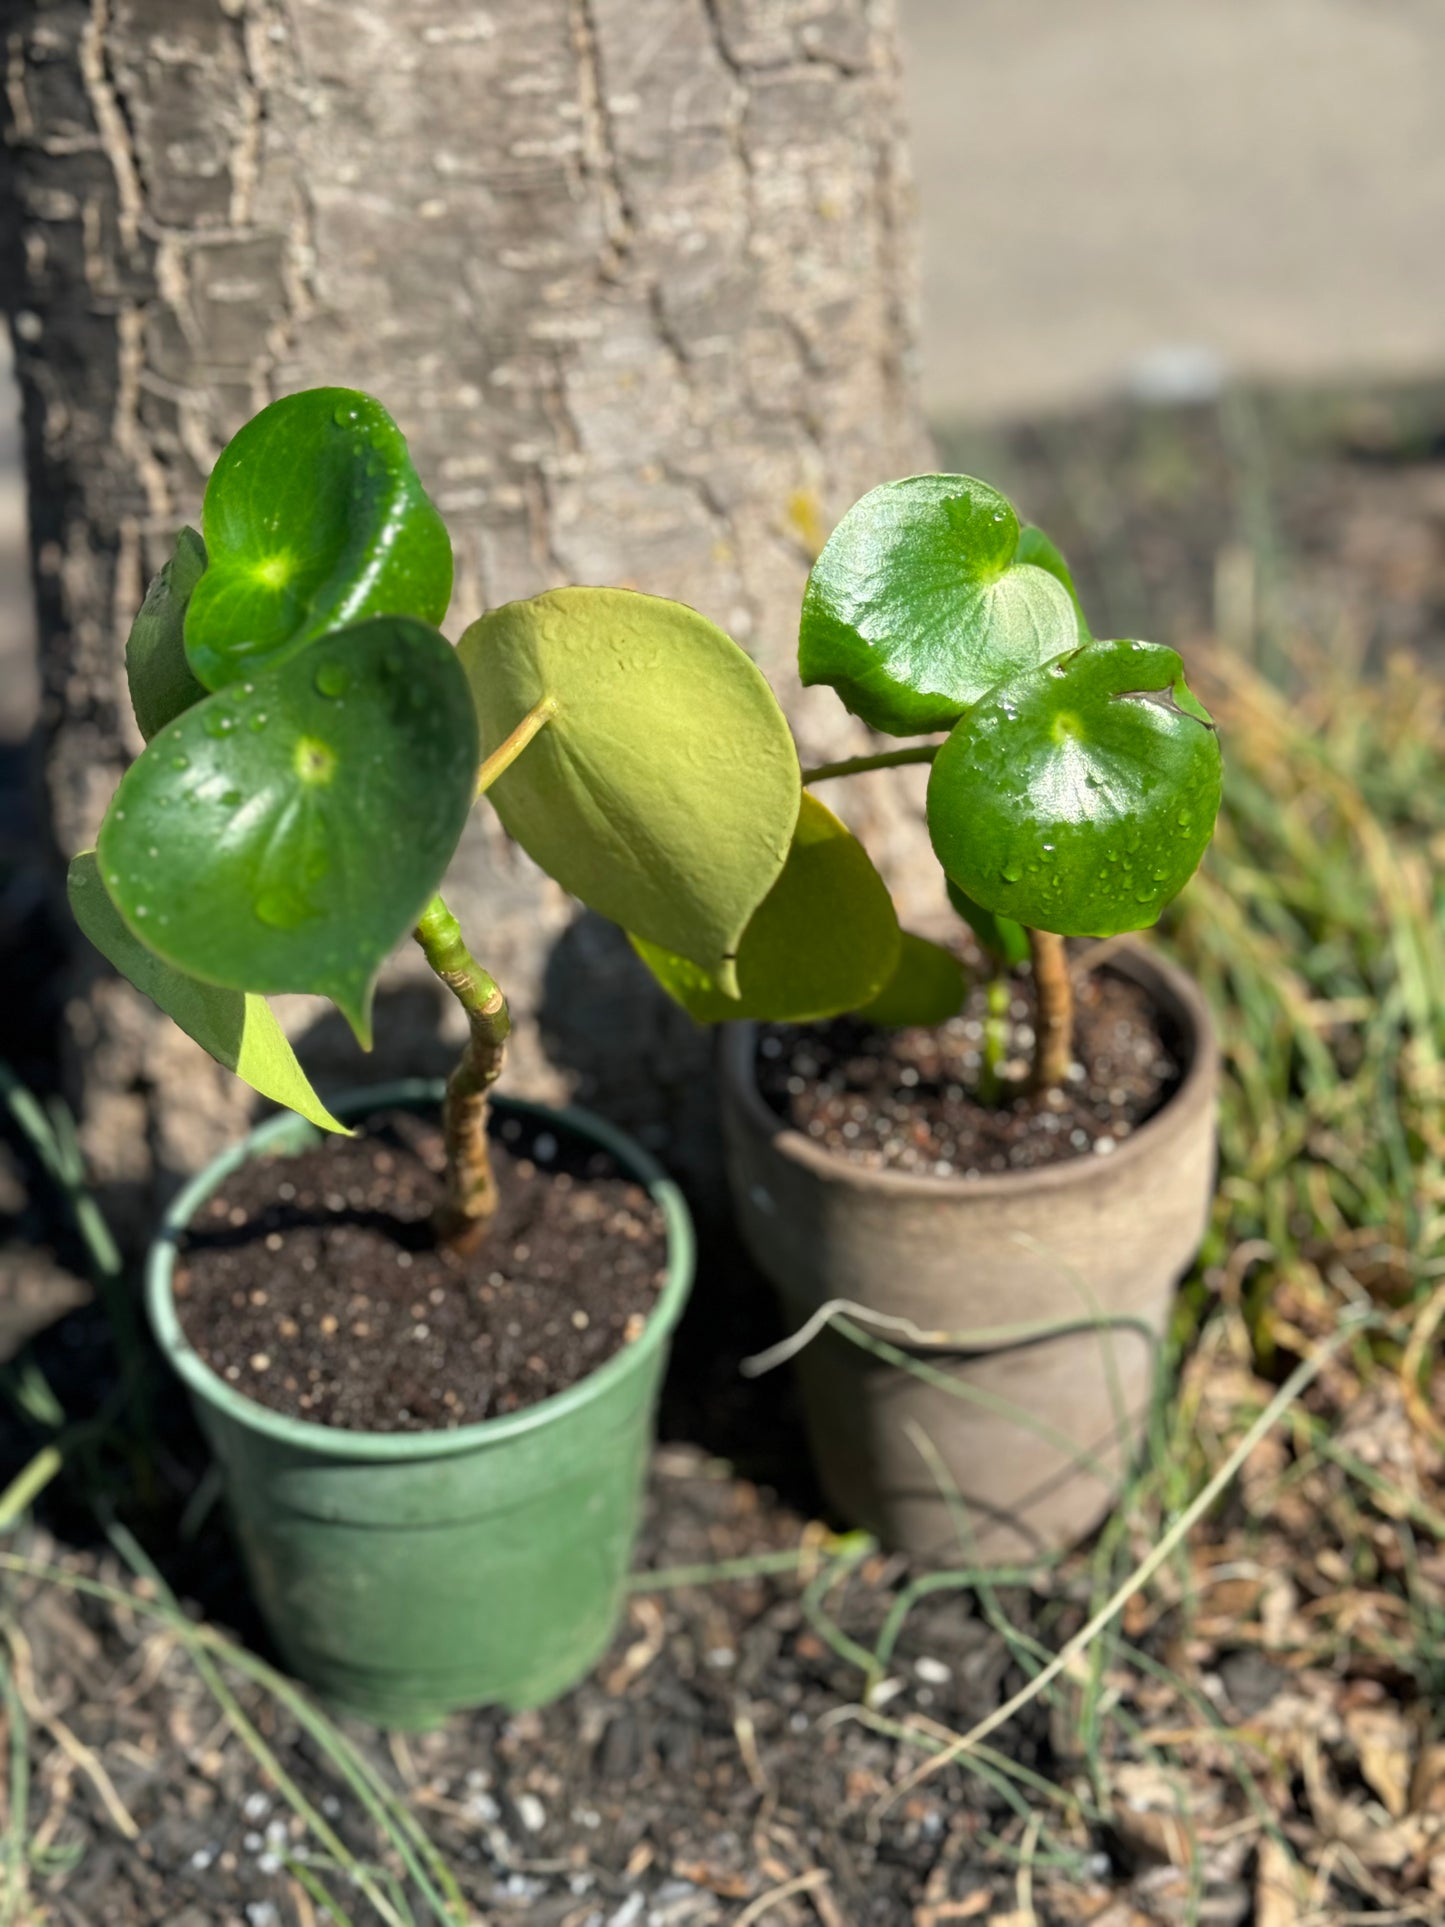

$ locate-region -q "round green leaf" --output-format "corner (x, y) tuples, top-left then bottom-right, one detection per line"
(126, 526), (209, 740)
(184, 388), (452, 691)
(799, 474), (1085, 736)
(629, 793), (900, 1023)
(460, 588), (800, 992)
(946, 878), (1030, 969)
(68, 851), (348, 1134)
(927, 638), (1222, 938)
(1013, 524), (1092, 640)
(852, 931), (967, 1027)
(97, 617), (478, 1043)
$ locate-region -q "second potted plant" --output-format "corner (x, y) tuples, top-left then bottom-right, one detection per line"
(636, 475), (1224, 1560)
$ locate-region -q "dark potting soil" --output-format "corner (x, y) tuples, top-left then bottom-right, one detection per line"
(757, 957), (1181, 1176)
(173, 1108), (668, 1432)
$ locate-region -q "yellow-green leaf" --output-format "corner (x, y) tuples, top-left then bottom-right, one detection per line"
(460, 588), (800, 991)
(630, 794), (900, 1023)
(853, 932), (967, 1027)
(68, 851), (348, 1135)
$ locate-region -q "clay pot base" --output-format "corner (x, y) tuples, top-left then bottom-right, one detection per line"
(174, 1107), (668, 1434)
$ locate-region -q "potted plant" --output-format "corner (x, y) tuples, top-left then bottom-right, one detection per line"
(70, 388), (815, 1727)
(630, 475), (1224, 1562)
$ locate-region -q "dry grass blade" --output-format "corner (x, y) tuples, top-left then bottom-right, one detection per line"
(872, 1315), (1367, 1820)
(734, 1867), (831, 1925)
(0, 1625), (137, 1842)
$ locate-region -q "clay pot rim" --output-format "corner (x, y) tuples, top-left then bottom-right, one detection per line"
(718, 940), (1218, 1201)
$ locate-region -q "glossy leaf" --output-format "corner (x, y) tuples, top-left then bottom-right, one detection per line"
(798, 474), (1085, 736)
(629, 793), (900, 1024)
(852, 932), (966, 1027)
(68, 851), (347, 1134)
(460, 587), (800, 993)
(927, 638), (1222, 937)
(946, 878), (1030, 969)
(126, 526), (210, 740)
(1013, 525), (1091, 639)
(97, 617), (477, 1044)
(185, 388), (452, 691)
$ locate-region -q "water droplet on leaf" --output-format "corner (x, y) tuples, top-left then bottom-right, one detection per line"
(314, 662), (350, 699)
(255, 889), (305, 929)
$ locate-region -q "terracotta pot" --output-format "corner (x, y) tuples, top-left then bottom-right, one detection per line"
(719, 946), (1218, 1561)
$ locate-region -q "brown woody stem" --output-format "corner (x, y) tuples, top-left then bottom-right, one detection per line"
(1027, 928), (1074, 1092)
(413, 894), (510, 1249)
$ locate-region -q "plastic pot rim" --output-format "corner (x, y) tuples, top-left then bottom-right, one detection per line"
(146, 1077), (695, 1463)
(718, 939), (1218, 1202)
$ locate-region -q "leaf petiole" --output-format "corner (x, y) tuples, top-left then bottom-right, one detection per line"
(801, 742), (940, 785)
(474, 694), (558, 798)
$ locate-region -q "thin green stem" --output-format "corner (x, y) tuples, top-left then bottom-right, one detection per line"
(800, 743), (940, 784)
(979, 971), (1010, 1105)
(474, 694), (557, 798)
(412, 895), (510, 1247)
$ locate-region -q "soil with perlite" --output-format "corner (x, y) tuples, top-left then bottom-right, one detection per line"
(758, 957), (1180, 1176)
(174, 1109), (669, 1432)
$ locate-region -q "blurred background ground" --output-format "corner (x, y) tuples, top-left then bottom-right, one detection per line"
(4, 2), (1445, 1922)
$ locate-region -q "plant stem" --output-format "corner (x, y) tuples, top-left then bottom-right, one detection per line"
(800, 743), (940, 784)
(475, 694), (557, 799)
(978, 972), (1010, 1106)
(412, 894), (510, 1249)
(1028, 928), (1074, 1091)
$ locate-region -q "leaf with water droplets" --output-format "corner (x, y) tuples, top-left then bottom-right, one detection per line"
(184, 388), (452, 692)
(68, 852), (348, 1133)
(799, 475), (1086, 735)
(926, 638), (1221, 936)
(125, 526), (210, 739)
(97, 616), (477, 1043)
(851, 931), (967, 1026)
(460, 587), (800, 991)
(629, 794), (899, 1023)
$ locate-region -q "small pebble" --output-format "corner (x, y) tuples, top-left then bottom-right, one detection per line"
(514, 1791), (546, 1833)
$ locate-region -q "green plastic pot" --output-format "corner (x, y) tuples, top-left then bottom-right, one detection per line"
(146, 1079), (694, 1728)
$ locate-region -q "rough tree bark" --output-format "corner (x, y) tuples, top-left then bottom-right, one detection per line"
(1, 0), (932, 1231)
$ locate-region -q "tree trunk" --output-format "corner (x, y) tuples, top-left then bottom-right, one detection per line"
(1, 0), (931, 1233)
